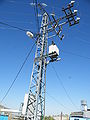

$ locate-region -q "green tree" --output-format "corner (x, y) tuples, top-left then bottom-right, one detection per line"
(45, 116), (54, 120)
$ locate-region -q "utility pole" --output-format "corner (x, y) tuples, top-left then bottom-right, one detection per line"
(61, 112), (63, 120)
(25, 12), (48, 120)
(25, 1), (80, 120)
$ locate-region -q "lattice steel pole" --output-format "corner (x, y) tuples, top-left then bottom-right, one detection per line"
(25, 1), (80, 120)
(25, 12), (48, 120)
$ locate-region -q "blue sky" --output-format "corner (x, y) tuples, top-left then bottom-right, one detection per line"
(0, 0), (90, 116)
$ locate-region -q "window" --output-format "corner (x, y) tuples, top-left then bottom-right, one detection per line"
(74, 119), (79, 120)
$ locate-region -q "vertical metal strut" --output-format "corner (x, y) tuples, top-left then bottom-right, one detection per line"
(26, 12), (48, 120)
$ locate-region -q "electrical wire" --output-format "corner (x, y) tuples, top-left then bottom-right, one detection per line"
(46, 92), (73, 111)
(74, 36), (90, 45)
(4, 0), (90, 20)
(63, 28), (90, 47)
(0, 42), (36, 103)
(0, 11), (34, 16)
(0, 0), (88, 110)
(78, 39), (90, 45)
(61, 50), (90, 60)
(0, 27), (29, 31)
(51, 64), (78, 110)
(5, 0), (30, 5)
(35, 0), (40, 32)
(0, 19), (33, 24)
(0, 21), (28, 32)
(33, 0), (40, 32)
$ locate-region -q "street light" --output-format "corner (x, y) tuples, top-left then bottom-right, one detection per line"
(26, 31), (34, 39)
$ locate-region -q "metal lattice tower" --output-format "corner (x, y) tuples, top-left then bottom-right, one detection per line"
(25, 1), (80, 120)
(25, 12), (48, 120)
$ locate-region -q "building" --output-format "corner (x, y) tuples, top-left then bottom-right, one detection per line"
(0, 104), (24, 120)
(0, 105), (6, 112)
(0, 115), (8, 120)
(70, 100), (90, 120)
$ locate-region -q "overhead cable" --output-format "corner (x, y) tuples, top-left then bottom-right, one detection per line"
(61, 50), (90, 60)
(0, 21), (28, 32)
(33, 0), (40, 32)
(51, 64), (78, 110)
(0, 42), (36, 103)
(46, 92), (73, 111)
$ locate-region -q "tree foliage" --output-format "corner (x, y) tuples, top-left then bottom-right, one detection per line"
(44, 116), (54, 120)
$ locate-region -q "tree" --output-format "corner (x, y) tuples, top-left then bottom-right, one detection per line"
(45, 116), (54, 120)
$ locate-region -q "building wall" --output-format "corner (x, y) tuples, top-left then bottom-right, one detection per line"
(70, 116), (89, 120)
(83, 111), (90, 118)
(70, 110), (90, 118)
(0, 115), (8, 120)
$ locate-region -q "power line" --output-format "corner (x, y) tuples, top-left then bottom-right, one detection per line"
(76, 28), (90, 37)
(35, 0), (40, 32)
(51, 64), (78, 110)
(63, 28), (90, 46)
(0, 42), (36, 103)
(0, 21), (29, 32)
(56, 28), (90, 60)
(33, 0), (40, 32)
(0, 11), (34, 16)
(4, 0), (90, 20)
(0, 19), (33, 24)
(61, 50), (90, 60)
(5, 0), (30, 5)
(0, 27), (28, 31)
(46, 92), (73, 111)
(74, 36), (90, 45)
(78, 39), (90, 45)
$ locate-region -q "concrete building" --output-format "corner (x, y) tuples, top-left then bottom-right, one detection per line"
(70, 110), (90, 118)
(70, 100), (90, 120)
(0, 104), (24, 120)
